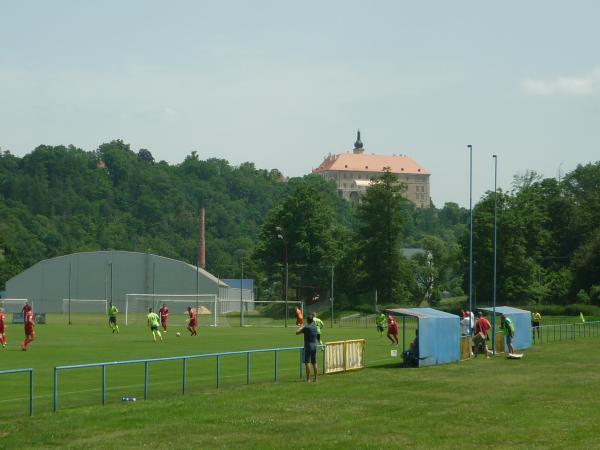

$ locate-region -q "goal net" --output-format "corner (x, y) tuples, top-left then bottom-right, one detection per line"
(125, 294), (218, 327)
(217, 300), (305, 327)
(339, 313), (376, 328)
(0, 298), (31, 314)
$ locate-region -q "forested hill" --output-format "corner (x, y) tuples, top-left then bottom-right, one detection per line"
(2, 140), (599, 309)
(0, 140), (348, 288)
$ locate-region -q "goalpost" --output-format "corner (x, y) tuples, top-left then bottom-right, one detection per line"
(125, 294), (218, 327)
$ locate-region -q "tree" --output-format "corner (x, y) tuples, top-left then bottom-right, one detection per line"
(137, 148), (155, 163)
(355, 169), (408, 304)
(252, 183), (339, 301)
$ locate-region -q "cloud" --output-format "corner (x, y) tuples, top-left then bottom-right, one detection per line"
(522, 67), (600, 96)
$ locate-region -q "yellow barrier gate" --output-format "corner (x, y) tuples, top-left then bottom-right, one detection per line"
(324, 339), (365, 374)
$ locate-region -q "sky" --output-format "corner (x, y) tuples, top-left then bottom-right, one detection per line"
(1, 1), (599, 207)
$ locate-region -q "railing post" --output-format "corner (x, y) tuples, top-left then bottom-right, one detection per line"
(322, 344), (326, 374)
(246, 352), (250, 385)
(559, 323), (562, 341)
(216, 355), (221, 388)
(182, 358), (187, 395)
(299, 349), (303, 379)
(29, 369), (34, 417)
(102, 365), (106, 405)
(274, 350), (278, 382)
(144, 362), (149, 400)
(53, 367), (58, 412)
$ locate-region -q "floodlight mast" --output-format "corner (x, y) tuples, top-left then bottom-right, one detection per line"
(492, 154), (498, 354)
(468, 145), (474, 333)
(276, 227), (289, 328)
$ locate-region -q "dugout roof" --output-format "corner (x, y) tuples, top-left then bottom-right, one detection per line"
(479, 306), (532, 350)
(385, 307), (460, 367)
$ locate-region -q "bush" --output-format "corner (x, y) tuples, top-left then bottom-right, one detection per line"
(576, 289), (591, 304)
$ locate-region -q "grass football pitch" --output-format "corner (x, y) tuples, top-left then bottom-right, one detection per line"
(1, 315), (599, 449)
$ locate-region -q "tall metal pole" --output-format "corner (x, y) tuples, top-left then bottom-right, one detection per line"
(284, 252), (289, 328)
(109, 262), (113, 307)
(277, 228), (289, 328)
(240, 259), (244, 327)
(152, 262), (156, 297)
(68, 262), (72, 325)
(330, 264), (334, 329)
(468, 145), (474, 331)
(492, 154), (498, 354)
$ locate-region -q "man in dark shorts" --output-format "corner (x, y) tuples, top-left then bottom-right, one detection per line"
(296, 314), (318, 383)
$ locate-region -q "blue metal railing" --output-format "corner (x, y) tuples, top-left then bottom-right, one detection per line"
(0, 368), (33, 416)
(53, 345), (326, 412)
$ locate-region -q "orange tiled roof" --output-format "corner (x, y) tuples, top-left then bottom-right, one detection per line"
(313, 152), (429, 175)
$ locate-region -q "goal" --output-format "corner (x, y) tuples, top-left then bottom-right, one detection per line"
(339, 313), (376, 328)
(218, 300), (305, 327)
(0, 298), (31, 314)
(125, 294), (218, 326)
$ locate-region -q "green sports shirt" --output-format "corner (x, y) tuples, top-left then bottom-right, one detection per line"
(313, 317), (324, 334)
(109, 306), (118, 317)
(147, 312), (160, 327)
(376, 314), (386, 326)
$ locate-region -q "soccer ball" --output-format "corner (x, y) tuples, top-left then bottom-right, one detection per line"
(176, 332), (181, 337)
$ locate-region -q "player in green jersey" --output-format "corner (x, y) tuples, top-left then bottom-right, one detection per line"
(108, 304), (119, 333)
(376, 311), (386, 336)
(147, 308), (163, 342)
(313, 313), (324, 347)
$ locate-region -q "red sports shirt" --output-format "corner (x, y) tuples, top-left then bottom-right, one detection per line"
(0, 312), (5, 330)
(159, 307), (169, 321)
(188, 309), (197, 321)
(475, 317), (491, 335)
(24, 310), (34, 324)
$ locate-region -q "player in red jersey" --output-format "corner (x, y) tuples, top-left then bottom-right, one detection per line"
(295, 305), (304, 326)
(386, 315), (399, 345)
(0, 307), (7, 348)
(21, 304), (35, 351)
(186, 306), (198, 336)
(158, 304), (169, 332)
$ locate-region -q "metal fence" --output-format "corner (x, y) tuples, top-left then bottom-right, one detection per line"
(339, 314), (377, 328)
(53, 345), (327, 412)
(532, 320), (600, 344)
(0, 368), (33, 416)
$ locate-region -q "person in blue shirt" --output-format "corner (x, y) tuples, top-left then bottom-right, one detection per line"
(296, 314), (318, 383)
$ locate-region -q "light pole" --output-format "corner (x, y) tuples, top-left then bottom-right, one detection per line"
(468, 145), (474, 332)
(330, 264), (334, 329)
(276, 227), (289, 328)
(240, 258), (244, 328)
(492, 154), (498, 354)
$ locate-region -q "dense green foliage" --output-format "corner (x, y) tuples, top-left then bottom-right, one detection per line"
(1, 142), (598, 307)
(0, 141), (297, 287)
(467, 165), (600, 306)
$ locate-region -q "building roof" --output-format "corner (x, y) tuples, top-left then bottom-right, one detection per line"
(385, 307), (458, 319)
(478, 306), (531, 316)
(313, 152), (429, 175)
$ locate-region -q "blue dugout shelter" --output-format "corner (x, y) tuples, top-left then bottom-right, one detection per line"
(385, 308), (460, 367)
(479, 306), (532, 351)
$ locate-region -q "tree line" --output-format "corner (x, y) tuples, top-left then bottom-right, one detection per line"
(1, 141), (598, 309)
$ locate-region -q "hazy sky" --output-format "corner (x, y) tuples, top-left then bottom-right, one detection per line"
(1, 1), (599, 207)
